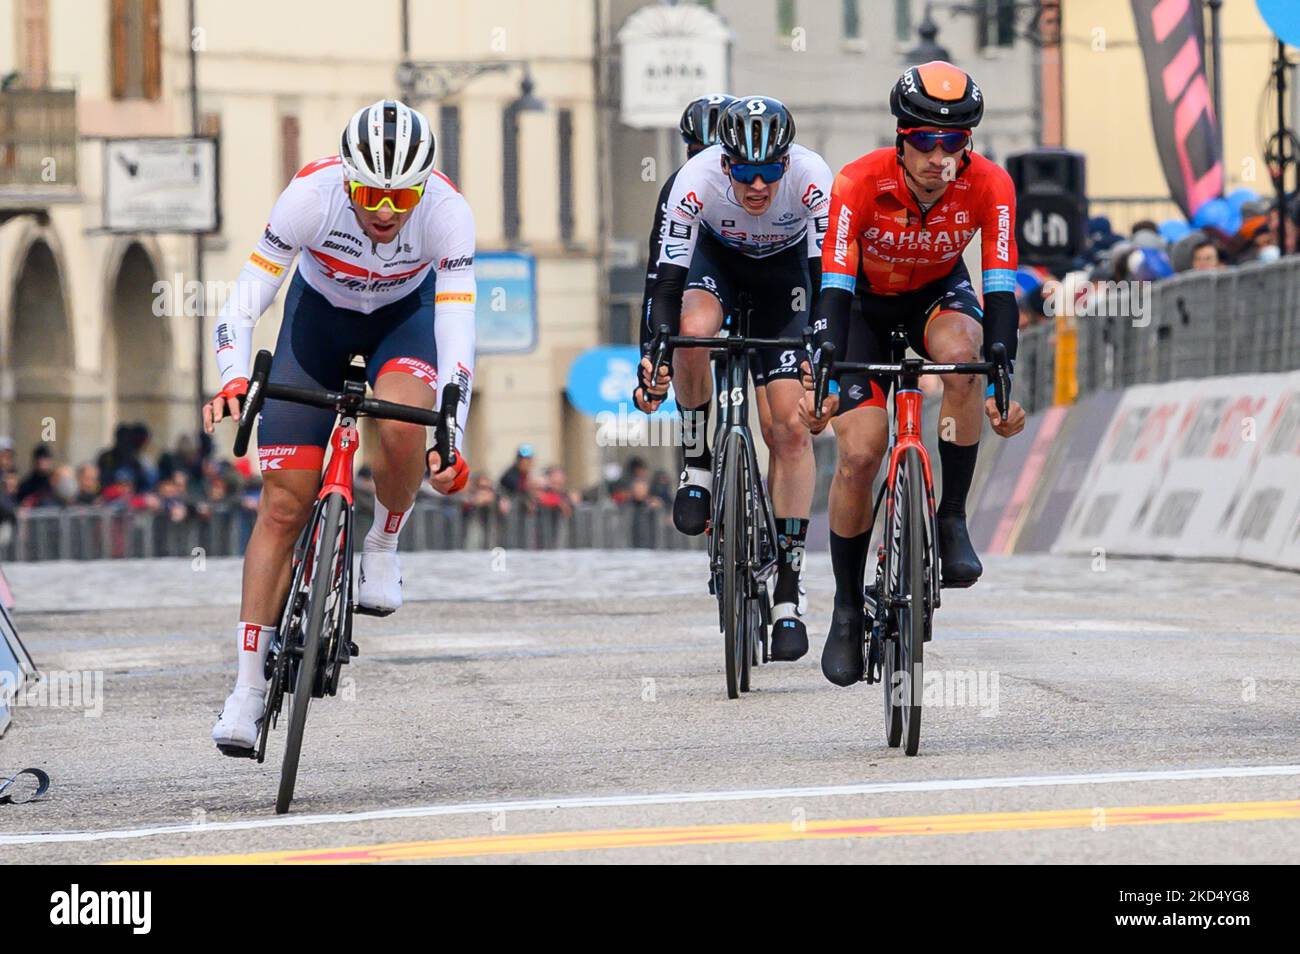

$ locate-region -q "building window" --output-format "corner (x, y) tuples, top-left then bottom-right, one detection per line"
(18, 0), (50, 88)
(503, 107), (521, 246)
(977, 0), (1017, 49)
(558, 109), (574, 246)
(777, 0), (796, 37)
(842, 0), (860, 41)
(894, 0), (911, 43)
(439, 104), (461, 187)
(280, 115), (300, 186)
(110, 0), (161, 100)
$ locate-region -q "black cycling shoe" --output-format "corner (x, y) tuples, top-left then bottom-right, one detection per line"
(937, 512), (982, 586)
(769, 607), (808, 661)
(821, 604), (866, 686)
(672, 466), (712, 536)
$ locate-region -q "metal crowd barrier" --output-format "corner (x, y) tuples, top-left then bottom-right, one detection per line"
(1014, 257), (1300, 415)
(0, 498), (707, 561)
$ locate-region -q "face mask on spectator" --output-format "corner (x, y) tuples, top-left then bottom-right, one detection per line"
(1258, 245), (1282, 263)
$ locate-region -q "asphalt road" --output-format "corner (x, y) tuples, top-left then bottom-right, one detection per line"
(1, 550), (1298, 864)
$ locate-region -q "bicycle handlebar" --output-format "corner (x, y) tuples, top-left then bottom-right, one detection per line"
(232, 349), (460, 471)
(831, 342), (1013, 420)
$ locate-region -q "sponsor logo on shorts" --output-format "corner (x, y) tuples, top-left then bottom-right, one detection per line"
(249, 252), (284, 277)
(379, 357), (437, 388)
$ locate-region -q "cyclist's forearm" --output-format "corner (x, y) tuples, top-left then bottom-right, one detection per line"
(983, 288), (1018, 369)
(433, 304), (475, 441)
(812, 286), (852, 365)
(213, 265), (282, 387)
(646, 263), (688, 341)
(806, 256), (822, 323)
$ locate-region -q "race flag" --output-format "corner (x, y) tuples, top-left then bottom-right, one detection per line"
(1130, 0), (1223, 218)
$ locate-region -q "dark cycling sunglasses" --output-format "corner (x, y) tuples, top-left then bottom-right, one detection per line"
(899, 128), (971, 154)
(726, 159), (787, 184)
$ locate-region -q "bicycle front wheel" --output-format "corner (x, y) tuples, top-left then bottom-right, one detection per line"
(886, 447), (929, 756)
(721, 433), (749, 699)
(277, 491), (346, 814)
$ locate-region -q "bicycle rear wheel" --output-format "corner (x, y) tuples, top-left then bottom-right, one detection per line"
(884, 448), (928, 756)
(277, 491), (346, 814)
(721, 433), (748, 700)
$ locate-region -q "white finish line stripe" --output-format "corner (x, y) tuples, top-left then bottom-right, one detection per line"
(4, 763), (1298, 846)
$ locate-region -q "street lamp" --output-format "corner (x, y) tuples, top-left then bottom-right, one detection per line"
(906, 3), (951, 63)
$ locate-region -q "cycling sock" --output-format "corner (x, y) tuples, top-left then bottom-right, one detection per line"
(235, 621), (273, 690)
(774, 517), (809, 605)
(365, 498), (409, 552)
(679, 400), (712, 472)
(937, 439), (979, 519)
(829, 530), (871, 610)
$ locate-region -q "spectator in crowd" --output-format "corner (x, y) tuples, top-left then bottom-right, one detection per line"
(0, 437), (16, 479)
(74, 463), (101, 504)
(1190, 236), (1224, 271)
(50, 465), (78, 506)
(16, 443), (56, 507)
(649, 469), (674, 509)
(498, 444), (536, 513)
(536, 466), (579, 518)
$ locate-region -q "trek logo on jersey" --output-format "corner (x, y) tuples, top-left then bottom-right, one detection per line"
(263, 225), (292, 251)
(439, 254), (474, 270)
(215, 322), (235, 353)
(833, 205), (855, 268)
(668, 221), (692, 239)
(249, 252), (284, 277)
(243, 624), (260, 652)
(678, 191), (703, 216)
(801, 183), (826, 210)
(995, 204), (1012, 262)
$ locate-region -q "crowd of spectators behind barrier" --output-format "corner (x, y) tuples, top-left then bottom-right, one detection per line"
(1015, 188), (1300, 329)
(0, 421), (678, 548)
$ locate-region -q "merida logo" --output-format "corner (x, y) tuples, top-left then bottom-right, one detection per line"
(833, 206), (853, 267)
(50, 884), (152, 934)
(996, 204), (1011, 260)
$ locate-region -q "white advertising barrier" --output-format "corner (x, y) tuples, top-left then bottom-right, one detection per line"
(1234, 378), (1300, 569)
(1054, 372), (1300, 566)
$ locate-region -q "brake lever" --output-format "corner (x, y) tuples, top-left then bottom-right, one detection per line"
(990, 342), (1010, 420)
(644, 324), (672, 404)
(436, 382), (461, 471)
(813, 342), (835, 419)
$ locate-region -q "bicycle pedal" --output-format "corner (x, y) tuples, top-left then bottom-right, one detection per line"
(216, 743), (257, 760)
(353, 602), (394, 618)
(347, 640), (360, 657)
(939, 577), (978, 590)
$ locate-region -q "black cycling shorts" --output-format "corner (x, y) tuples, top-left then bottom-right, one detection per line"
(685, 230), (810, 386)
(836, 260), (984, 414)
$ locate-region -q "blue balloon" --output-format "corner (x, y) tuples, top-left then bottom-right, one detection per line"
(1158, 218), (1192, 243)
(1191, 197), (1232, 231)
(1130, 247), (1175, 282)
(1226, 187), (1259, 211)
(1257, 0), (1300, 48)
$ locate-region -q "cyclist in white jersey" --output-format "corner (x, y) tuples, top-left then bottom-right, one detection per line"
(635, 96), (832, 663)
(204, 100), (476, 754)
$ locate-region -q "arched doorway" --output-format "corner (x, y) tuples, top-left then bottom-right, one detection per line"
(105, 242), (171, 445)
(8, 240), (74, 465)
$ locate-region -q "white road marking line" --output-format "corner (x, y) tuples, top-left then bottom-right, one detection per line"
(4, 763), (1299, 847)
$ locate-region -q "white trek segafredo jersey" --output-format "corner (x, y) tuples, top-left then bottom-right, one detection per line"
(655, 143), (833, 265)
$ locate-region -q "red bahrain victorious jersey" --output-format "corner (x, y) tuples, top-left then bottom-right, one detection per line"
(821, 147), (1018, 299)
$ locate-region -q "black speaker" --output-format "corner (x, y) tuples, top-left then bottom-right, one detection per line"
(1006, 148), (1088, 265)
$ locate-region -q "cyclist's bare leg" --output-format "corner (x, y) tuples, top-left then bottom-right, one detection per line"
(923, 310), (985, 582)
(241, 469), (321, 625)
(755, 384), (774, 477)
(763, 379), (813, 517)
(370, 371), (436, 517)
(821, 404), (889, 684)
(925, 311), (984, 444)
(672, 290), (724, 408)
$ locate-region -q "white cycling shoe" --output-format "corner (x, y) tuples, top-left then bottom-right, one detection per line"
(358, 551), (403, 616)
(212, 684), (265, 756)
(797, 574), (808, 617)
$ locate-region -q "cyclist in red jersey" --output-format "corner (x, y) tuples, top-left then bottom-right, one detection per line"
(799, 62), (1026, 686)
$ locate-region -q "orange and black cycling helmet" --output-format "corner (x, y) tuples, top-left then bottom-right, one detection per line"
(890, 61), (983, 130)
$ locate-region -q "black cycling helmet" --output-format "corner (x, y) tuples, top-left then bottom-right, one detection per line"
(890, 61), (983, 130)
(718, 96), (796, 163)
(679, 94), (737, 148)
